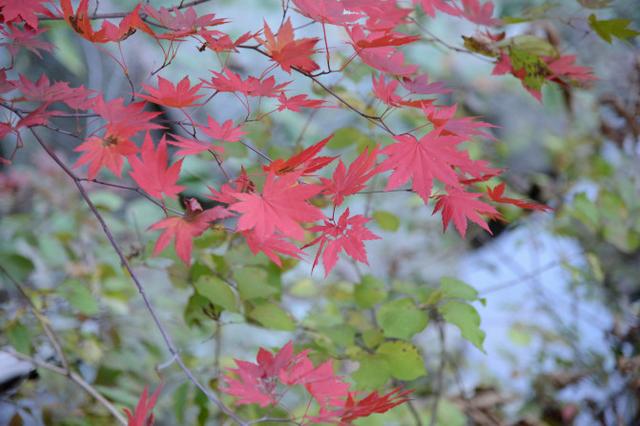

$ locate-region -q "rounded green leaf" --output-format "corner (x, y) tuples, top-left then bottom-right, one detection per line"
(355, 275), (387, 308)
(377, 298), (428, 340)
(249, 303), (295, 331)
(439, 301), (485, 351)
(440, 277), (478, 301)
(372, 210), (400, 232)
(195, 276), (238, 312)
(377, 341), (426, 381)
(353, 354), (391, 389)
(234, 267), (279, 300)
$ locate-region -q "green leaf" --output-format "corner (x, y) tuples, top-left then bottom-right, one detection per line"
(362, 329), (384, 349)
(8, 322), (31, 354)
(377, 341), (426, 381)
(0, 253), (34, 282)
(354, 275), (386, 308)
(249, 303), (295, 331)
(377, 298), (428, 340)
(372, 210), (400, 232)
(173, 382), (190, 425)
(509, 48), (549, 93)
(319, 325), (356, 347)
(234, 267), (279, 300)
(64, 281), (99, 315)
(353, 354), (391, 389)
(508, 35), (557, 57)
(589, 14), (640, 44)
(195, 276), (238, 312)
(440, 277), (478, 301)
(439, 301), (485, 351)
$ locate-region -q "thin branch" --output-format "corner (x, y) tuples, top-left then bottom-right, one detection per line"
(0, 266), (70, 373)
(40, 0), (215, 21)
(8, 351), (128, 425)
(428, 323), (446, 426)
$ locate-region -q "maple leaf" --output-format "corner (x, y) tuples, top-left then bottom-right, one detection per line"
(400, 73), (450, 95)
(459, 0), (501, 26)
(372, 74), (403, 107)
(60, 0), (142, 43)
(199, 116), (246, 142)
(91, 97), (163, 140)
(242, 230), (304, 267)
(348, 25), (420, 49)
(312, 388), (413, 424)
(142, 5), (227, 40)
(129, 133), (185, 199)
(545, 55), (596, 85)
(277, 93), (327, 112)
(15, 74), (94, 110)
(258, 18), (320, 74)
(73, 135), (137, 179)
(201, 31), (254, 53)
(0, 0), (50, 29)
(309, 209), (380, 276)
(150, 198), (230, 264)
(348, 26), (418, 76)
(422, 103), (496, 140)
(379, 129), (473, 203)
(321, 147), (381, 206)
(203, 69), (290, 98)
(229, 172), (324, 240)
(286, 360), (351, 409)
(1, 26), (52, 58)
(123, 386), (161, 426)
(347, 1), (413, 31)
(263, 135), (336, 176)
(415, 0), (462, 18)
(138, 76), (203, 108)
(486, 183), (551, 212)
(291, 0), (361, 25)
(167, 134), (222, 157)
(433, 187), (501, 236)
(208, 167), (255, 205)
(221, 341), (296, 407)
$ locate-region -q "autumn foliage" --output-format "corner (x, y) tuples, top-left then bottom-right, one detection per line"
(1, 0), (625, 423)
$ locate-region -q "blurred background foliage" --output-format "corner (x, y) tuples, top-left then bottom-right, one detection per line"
(1, 0), (639, 425)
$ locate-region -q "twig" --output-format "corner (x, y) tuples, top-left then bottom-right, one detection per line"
(428, 323), (446, 426)
(8, 351), (128, 425)
(0, 265), (70, 373)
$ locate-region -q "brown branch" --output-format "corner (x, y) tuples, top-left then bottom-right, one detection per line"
(25, 125), (247, 425)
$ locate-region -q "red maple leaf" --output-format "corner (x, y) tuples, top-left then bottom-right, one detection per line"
(167, 134), (222, 157)
(309, 209), (380, 276)
(221, 341), (296, 407)
(545, 55), (596, 85)
(414, 0), (462, 18)
(291, 0), (360, 25)
(128, 133), (185, 199)
(281, 358), (350, 409)
(199, 116), (246, 142)
(277, 93), (327, 112)
(203, 69), (290, 98)
(433, 187), (501, 236)
(150, 198), (230, 264)
(487, 183), (551, 212)
(263, 135), (336, 176)
(313, 388), (413, 424)
(138, 76), (203, 108)
(60, 0), (142, 43)
(142, 5), (227, 40)
(348, 26), (418, 76)
(123, 386), (161, 426)
(349, 25), (420, 49)
(372, 74), (403, 106)
(379, 129), (472, 203)
(400, 73), (450, 95)
(459, 0), (501, 26)
(201, 31), (254, 53)
(15, 74), (94, 110)
(73, 134), (137, 179)
(321, 146), (381, 206)
(242, 230), (305, 267)
(208, 167), (255, 205)
(91, 97), (163, 140)
(0, 0), (51, 29)
(1, 26), (52, 58)
(258, 18), (320, 74)
(229, 172), (324, 241)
